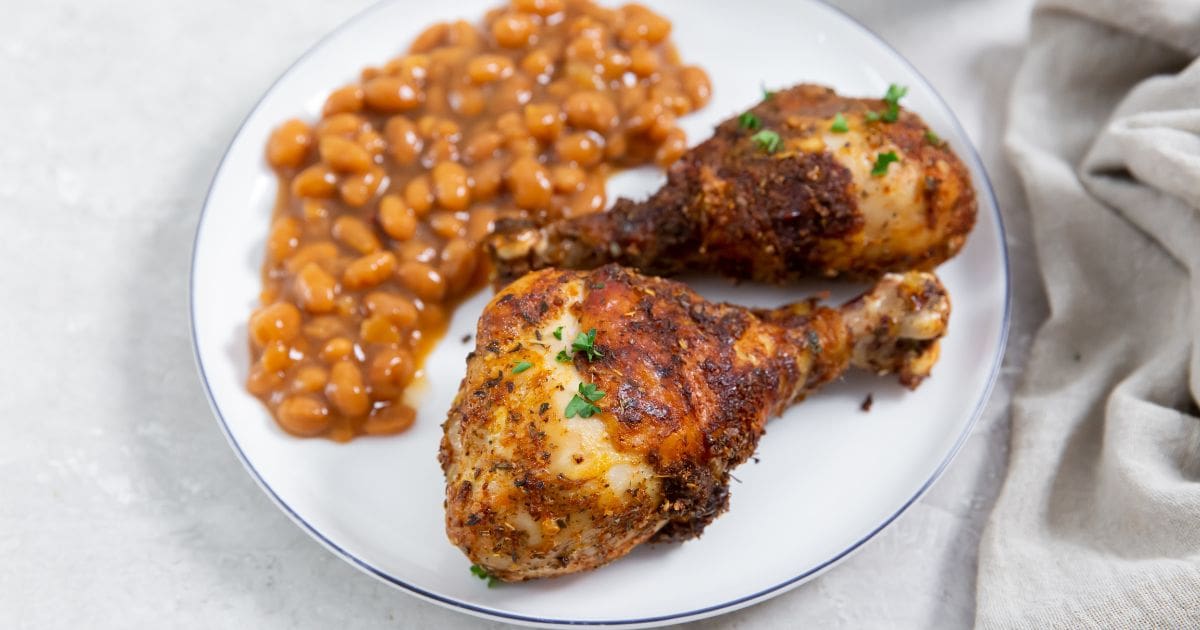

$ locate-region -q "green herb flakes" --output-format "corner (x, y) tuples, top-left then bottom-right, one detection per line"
(565, 382), (606, 418)
(871, 151), (900, 176)
(571, 328), (603, 361)
(882, 83), (907, 122)
(751, 129), (782, 154)
(830, 113), (849, 133)
(469, 564), (499, 588)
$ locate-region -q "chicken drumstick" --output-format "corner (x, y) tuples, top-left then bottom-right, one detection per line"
(440, 264), (950, 581)
(489, 84), (976, 287)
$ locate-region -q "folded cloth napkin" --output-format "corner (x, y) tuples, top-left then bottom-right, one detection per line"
(975, 0), (1200, 627)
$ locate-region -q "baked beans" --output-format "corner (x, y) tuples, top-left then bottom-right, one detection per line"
(250, 0), (709, 440)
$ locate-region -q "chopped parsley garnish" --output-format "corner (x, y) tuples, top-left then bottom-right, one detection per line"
(469, 564), (499, 588)
(830, 113), (849, 133)
(578, 382), (604, 401)
(738, 111), (761, 130)
(512, 361), (533, 374)
(871, 151), (900, 176)
(555, 350), (572, 363)
(565, 382), (605, 418)
(882, 83), (908, 122)
(552, 326), (563, 340)
(571, 328), (603, 361)
(865, 111), (881, 122)
(924, 130), (942, 146)
(761, 83), (775, 100)
(751, 129), (782, 154)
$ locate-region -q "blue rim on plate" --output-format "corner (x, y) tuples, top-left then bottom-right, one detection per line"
(189, 1), (1011, 625)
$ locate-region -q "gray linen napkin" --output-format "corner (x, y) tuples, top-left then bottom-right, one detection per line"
(975, 0), (1200, 627)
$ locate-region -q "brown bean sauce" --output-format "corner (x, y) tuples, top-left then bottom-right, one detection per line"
(248, 0), (711, 441)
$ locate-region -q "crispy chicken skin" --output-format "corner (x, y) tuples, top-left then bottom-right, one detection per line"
(489, 84), (976, 286)
(440, 265), (950, 581)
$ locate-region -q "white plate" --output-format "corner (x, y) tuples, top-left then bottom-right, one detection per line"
(190, 0), (1009, 627)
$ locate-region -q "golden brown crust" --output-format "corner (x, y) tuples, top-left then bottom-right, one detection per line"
(441, 266), (949, 581)
(488, 83), (977, 286)
(440, 269), (661, 580)
(440, 266), (847, 579)
(576, 266), (849, 539)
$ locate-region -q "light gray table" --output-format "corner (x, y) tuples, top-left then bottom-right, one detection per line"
(0, 0), (1043, 626)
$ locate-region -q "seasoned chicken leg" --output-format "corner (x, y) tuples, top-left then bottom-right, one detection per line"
(489, 84), (976, 286)
(440, 265), (949, 581)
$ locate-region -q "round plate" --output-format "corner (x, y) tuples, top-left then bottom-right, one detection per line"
(190, 0), (1009, 627)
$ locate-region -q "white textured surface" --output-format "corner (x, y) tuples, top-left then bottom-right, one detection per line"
(0, 0), (1040, 627)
